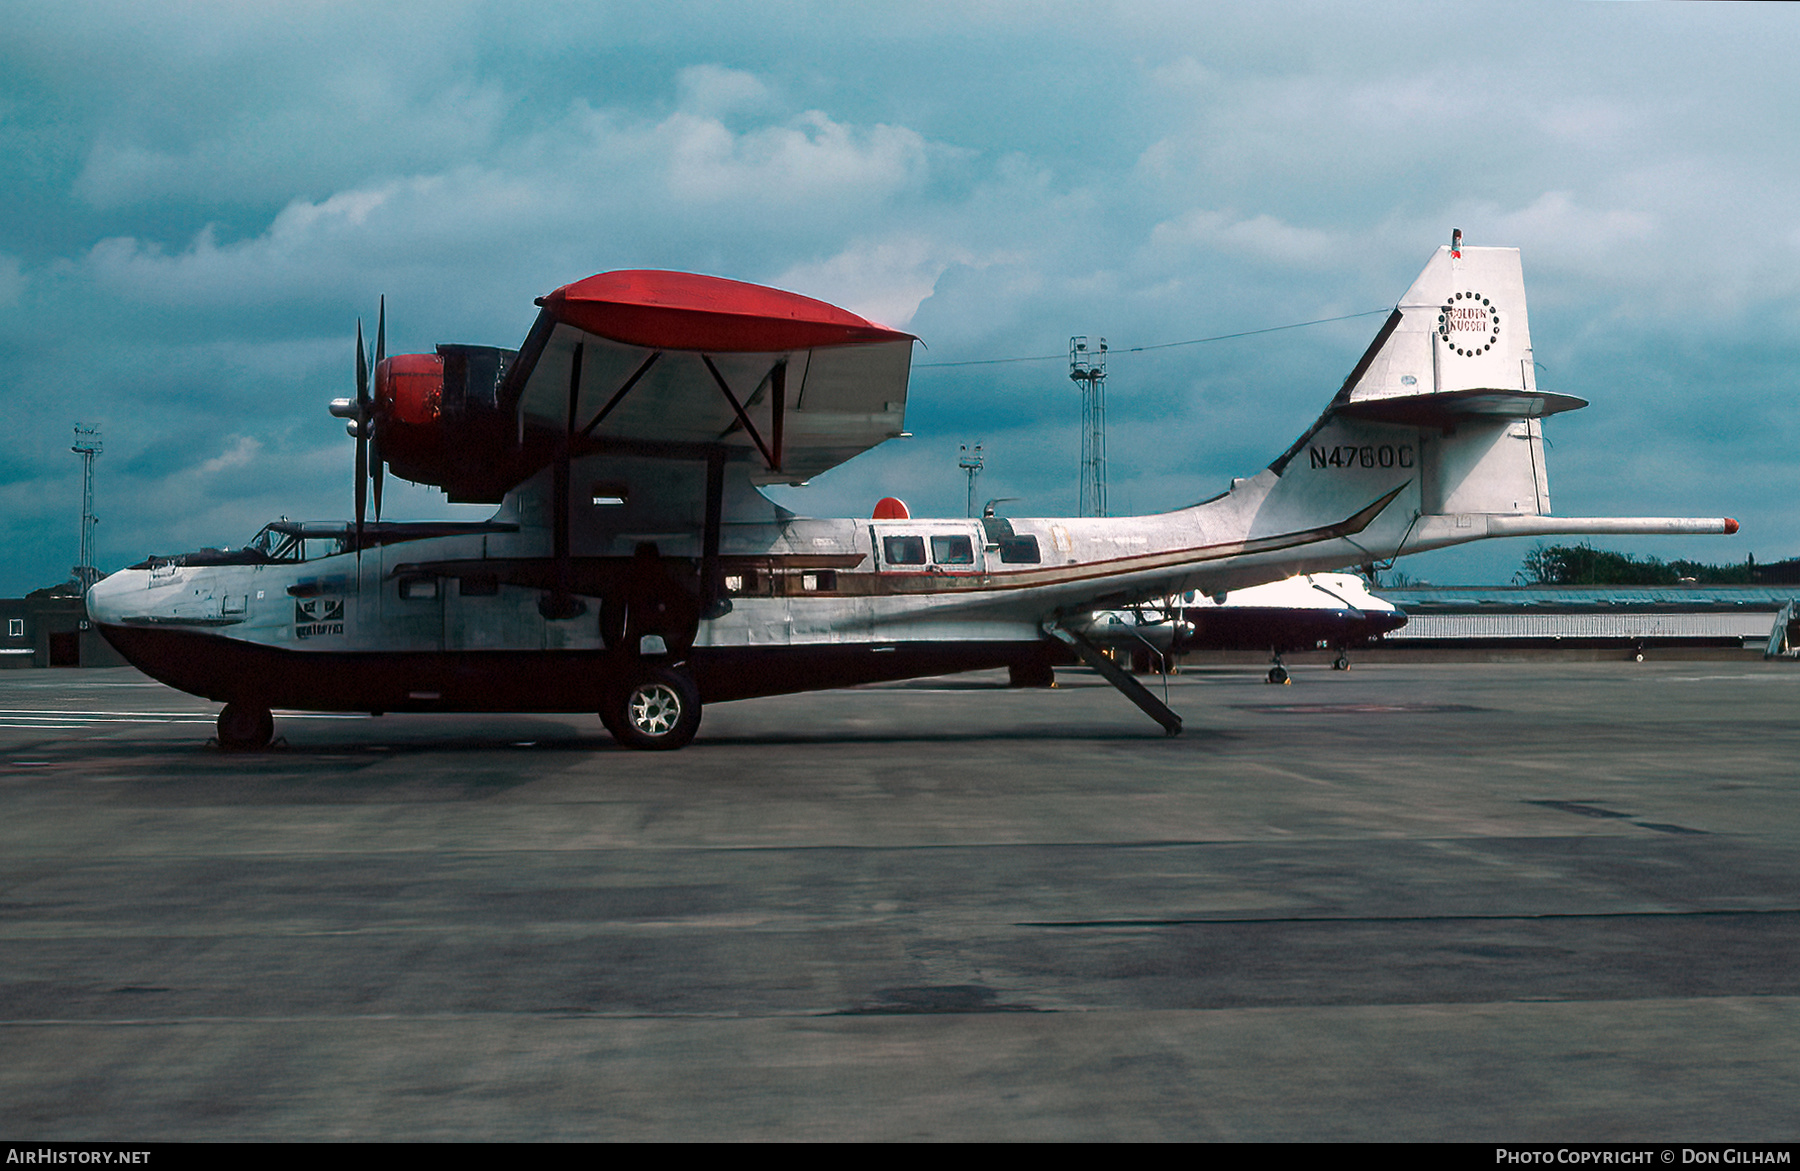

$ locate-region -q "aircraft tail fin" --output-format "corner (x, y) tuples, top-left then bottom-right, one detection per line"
(1269, 242), (1575, 519)
(1254, 237), (1733, 555)
(1325, 242), (1586, 431)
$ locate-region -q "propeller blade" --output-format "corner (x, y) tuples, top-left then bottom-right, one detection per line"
(370, 431), (385, 522)
(371, 297), (386, 525)
(355, 318), (369, 410)
(354, 318), (369, 556)
(355, 432), (368, 539)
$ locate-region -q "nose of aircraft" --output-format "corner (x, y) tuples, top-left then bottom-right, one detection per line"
(84, 567), (139, 627)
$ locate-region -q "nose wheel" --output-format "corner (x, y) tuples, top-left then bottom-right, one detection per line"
(601, 666), (702, 750)
(217, 702), (274, 752)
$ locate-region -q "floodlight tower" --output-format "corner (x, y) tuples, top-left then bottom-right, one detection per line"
(958, 442), (984, 518)
(71, 425), (103, 592)
(1069, 336), (1108, 517)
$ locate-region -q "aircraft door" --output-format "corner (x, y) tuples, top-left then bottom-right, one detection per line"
(389, 571), (447, 651)
(871, 523), (986, 579)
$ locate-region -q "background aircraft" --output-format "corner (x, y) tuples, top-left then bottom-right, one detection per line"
(1076, 572), (1406, 682)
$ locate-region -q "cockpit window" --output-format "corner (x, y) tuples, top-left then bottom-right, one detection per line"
(248, 527), (302, 561)
(246, 525), (349, 563)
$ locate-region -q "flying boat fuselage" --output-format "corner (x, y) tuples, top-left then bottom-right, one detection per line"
(88, 245), (1737, 750)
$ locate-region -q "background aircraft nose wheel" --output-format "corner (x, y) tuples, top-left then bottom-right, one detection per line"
(1333, 651), (1351, 671)
(1266, 665), (1290, 685)
(603, 667), (701, 750)
(217, 703), (274, 752)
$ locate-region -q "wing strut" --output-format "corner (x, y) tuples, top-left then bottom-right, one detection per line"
(769, 360), (785, 474)
(700, 447), (730, 620)
(578, 350), (662, 439)
(541, 342), (586, 621)
(701, 354), (783, 472)
(1045, 622), (1183, 737)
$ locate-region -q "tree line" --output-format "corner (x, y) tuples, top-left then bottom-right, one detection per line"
(1518, 544), (1800, 586)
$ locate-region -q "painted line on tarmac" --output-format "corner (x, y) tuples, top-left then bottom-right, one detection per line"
(1656, 674), (1800, 682)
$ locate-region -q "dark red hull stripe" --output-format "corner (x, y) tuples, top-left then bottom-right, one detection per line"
(98, 624), (1070, 711)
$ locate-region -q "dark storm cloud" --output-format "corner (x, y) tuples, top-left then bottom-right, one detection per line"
(2, 1), (1795, 593)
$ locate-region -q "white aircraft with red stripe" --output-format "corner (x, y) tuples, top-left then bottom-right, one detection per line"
(87, 235), (1736, 750)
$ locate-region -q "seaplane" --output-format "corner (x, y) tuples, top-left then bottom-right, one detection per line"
(88, 234), (1736, 750)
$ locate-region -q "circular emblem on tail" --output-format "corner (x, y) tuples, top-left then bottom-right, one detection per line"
(1437, 291), (1500, 356)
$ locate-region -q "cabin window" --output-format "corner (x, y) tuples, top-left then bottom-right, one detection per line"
(6, 618), (21, 638)
(882, 535), (926, 565)
(998, 536), (1041, 564)
(398, 576), (439, 600)
(458, 574), (499, 597)
(931, 535), (974, 565)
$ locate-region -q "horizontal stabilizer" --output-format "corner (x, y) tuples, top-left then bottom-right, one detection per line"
(1483, 516), (1740, 537)
(1404, 513), (1740, 555)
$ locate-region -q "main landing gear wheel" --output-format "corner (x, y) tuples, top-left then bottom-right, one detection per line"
(217, 702), (273, 752)
(603, 667), (701, 751)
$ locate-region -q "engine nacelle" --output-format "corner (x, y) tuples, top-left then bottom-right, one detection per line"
(370, 344), (534, 502)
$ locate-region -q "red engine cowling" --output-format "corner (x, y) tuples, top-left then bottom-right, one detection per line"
(373, 353), (445, 476)
(378, 353), (444, 426)
(367, 346), (534, 502)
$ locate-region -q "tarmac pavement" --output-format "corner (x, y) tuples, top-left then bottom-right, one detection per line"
(2, 661), (1797, 1140)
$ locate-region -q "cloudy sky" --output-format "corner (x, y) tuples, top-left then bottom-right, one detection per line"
(2, 0), (1793, 596)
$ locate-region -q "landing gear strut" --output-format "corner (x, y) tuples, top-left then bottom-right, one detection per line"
(217, 702), (274, 752)
(602, 666), (702, 751)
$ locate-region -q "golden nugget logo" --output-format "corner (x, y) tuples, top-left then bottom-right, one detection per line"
(294, 596), (345, 639)
(1437, 290), (1500, 356)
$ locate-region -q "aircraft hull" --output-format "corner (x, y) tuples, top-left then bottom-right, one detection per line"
(96, 621), (1062, 712)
